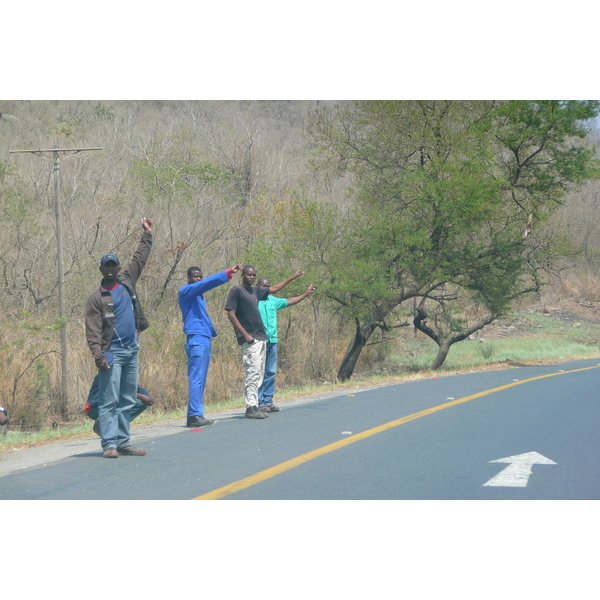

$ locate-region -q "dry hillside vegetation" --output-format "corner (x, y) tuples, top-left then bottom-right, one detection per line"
(1, 101), (599, 431)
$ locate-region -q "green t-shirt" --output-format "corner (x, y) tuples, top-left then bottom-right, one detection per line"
(258, 296), (288, 343)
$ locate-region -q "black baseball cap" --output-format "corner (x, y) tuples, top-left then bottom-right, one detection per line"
(100, 253), (120, 266)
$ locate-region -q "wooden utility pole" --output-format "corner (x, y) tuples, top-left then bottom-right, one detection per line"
(9, 147), (102, 419)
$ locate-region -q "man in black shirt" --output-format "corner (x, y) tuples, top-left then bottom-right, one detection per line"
(225, 265), (305, 419)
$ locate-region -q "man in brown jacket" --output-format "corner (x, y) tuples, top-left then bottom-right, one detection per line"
(85, 218), (153, 458)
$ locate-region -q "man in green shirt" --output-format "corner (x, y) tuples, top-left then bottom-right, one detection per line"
(257, 277), (315, 412)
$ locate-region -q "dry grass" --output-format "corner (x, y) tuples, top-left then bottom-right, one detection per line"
(557, 268), (600, 302)
(0, 295), (346, 432)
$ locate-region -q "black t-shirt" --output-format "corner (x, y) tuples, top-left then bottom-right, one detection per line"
(224, 284), (270, 345)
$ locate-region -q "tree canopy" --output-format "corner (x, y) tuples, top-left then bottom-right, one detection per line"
(268, 100), (600, 378)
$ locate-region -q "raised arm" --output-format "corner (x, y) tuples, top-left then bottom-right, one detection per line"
(269, 268), (304, 294)
(286, 284), (316, 307)
(180, 264), (243, 302)
(121, 217), (153, 284)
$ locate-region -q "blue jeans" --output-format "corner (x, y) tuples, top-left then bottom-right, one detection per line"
(258, 342), (278, 407)
(97, 345), (139, 450)
(87, 400), (147, 422)
(185, 334), (212, 418)
(86, 375), (149, 421)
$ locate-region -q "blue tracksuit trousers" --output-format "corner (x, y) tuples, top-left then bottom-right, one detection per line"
(185, 334), (212, 418)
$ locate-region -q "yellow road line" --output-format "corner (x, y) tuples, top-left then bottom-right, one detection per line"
(193, 365), (599, 500)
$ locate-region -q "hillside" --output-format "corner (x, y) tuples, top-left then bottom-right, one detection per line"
(1, 100), (600, 432)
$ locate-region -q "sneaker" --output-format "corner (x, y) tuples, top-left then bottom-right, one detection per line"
(117, 445), (147, 456)
(245, 406), (268, 419)
(103, 447), (118, 458)
(92, 420), (101, 436)
(186, 415), (215, 427)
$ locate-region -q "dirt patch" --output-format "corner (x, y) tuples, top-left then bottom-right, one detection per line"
(540, 297), (600, 323)
(470, 299), (600, 342)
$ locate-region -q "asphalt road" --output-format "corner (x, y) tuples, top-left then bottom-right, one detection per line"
(1, 357), (599, 500)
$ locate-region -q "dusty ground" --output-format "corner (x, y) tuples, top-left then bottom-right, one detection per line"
(473, 298), (600, 340)
(545, 298), (600, 323)
(537, 296), (600, 323)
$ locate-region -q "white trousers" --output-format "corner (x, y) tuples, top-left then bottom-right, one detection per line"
(242, 340), (266, 408)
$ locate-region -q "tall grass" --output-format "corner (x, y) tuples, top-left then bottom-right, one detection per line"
(0, 296), (345, 437)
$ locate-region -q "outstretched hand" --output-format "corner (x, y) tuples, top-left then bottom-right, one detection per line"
(230, 264), (243, 273)
(138, 393), (154, 406)
(141, 218), (153, 233)
(294, 268), (305, 278)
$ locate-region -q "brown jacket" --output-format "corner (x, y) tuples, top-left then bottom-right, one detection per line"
(85, 231), (152, 367)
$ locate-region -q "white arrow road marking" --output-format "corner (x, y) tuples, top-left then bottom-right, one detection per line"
(483, 452), (557, 487)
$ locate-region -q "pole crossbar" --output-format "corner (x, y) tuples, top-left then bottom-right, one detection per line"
(10, 147), (102, 154)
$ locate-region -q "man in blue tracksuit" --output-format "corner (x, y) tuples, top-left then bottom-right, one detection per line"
(178, 263), (242, 427)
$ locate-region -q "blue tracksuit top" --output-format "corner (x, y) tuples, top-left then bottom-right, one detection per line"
(178, 270), (231, 337)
